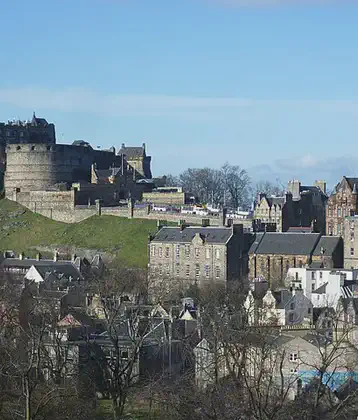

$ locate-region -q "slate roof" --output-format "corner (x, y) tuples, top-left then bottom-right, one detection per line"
(248, 233), (264, 254)
(248, 232), (320, 255)
(266, 197), (285, 208)
(151, 226), (233, 244)
(1, 258), (82, 279)
(272, 289), (292, 309)
(119, 146), (145, 159)
(313, 236), (341, 256)
(345, 177), (358, 190)
(313, 282), (328, 294)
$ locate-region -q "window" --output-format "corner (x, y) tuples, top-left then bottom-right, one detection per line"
(121, 351), (129, 359)
(215, 249), (220, 260)
(308, 307), (311, 314)
(289, 353), (298, 362)
(328, 225), (332, 236)
(312, 283), (315, 292)
(158, 247), (163, 258)
(195, 264), (200, 278)
(328, 208), (332, 217)
(186, 265), (190, 277)
(158, 264), (163, 276)
(290, 302), (295, 310)
(176, 263), (180, 277)
(6, 130), (10, 137)
(176, 245), (180, 258)
(351, 248), (355, 256)
(166, 264), (170, 275)
(165, 247), (170, 258)
(19, 131), (24, 137)
(295, 272), (299, 281)
(195, 248), (200, 258)
(151, 245), (156, 257)
(289, 313), (294, 323)
(290, 368), (298, 374)
(215, 266), (220, 278)
(205, 264), (210, 278)
(206, 248), (210, 259)
(319, 271), (322, 279)
(299, 260), (303, 268)
(351, 231), (355, 241)
(337, 223), (342, 235)
(185, 245), (190, 258)
(327, 320), (332, 328)
(311, 272), (316, 280)
(338, 207), (342, 217)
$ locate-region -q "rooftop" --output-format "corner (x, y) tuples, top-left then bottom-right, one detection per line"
(151, 226), (233, 244)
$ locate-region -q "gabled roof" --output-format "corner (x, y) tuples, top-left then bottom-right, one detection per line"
(266, 196), (285, 208)
(151, 226), (233, 244)
(313, 236), (342, 256)
(118, 145), (145, 159)
(249, 232), (320, 255)
(1, 258), (83, 280)
(313, 282), (328, 294)
(345, 177), (358, 191)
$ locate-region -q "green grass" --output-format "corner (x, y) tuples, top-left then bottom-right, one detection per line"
(0, 199), (158, 268)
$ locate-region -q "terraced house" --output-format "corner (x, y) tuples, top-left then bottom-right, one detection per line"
(148, 224), (246, 300)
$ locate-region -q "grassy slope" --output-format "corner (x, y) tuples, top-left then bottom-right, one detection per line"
(0, 199), (157, 268)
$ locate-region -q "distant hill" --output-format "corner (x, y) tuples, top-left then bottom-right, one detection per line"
(0, 199), (157, 268)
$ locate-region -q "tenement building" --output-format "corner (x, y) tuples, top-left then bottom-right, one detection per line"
(254, 180), (327, 233)
(327, 176), (358, 237)
(248, 232), (343, 287)
(148, 224), (245, 300)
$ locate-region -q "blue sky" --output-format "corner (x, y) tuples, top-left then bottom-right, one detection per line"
(0, 0), (358, 185)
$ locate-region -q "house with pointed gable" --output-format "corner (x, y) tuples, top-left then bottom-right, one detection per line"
(327, 176), (358, 236)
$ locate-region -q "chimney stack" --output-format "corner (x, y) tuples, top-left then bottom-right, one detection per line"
(53, 251), (58, 262)
(19, 252), (24, 261)
(36, 253), (41, 261)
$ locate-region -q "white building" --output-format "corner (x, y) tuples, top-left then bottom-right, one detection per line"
(286, 267), (358, 308)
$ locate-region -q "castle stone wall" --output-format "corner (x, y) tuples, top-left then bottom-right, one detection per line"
(5, 143), (57, 191)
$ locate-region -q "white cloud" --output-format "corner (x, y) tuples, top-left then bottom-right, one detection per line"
(0, 86), (358, 118)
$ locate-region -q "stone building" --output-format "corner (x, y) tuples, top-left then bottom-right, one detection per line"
(142, 187), (191, 206)
(248, 232), (343, 287)
(327, 176), (358, 237)
(343, 215), (358, 269)
(148, 223), (246, 300)
(254, 180), (327, 234)
(118, 143), (152, 179)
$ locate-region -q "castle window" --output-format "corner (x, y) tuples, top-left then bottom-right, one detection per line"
(151, 245), (155, 257)
(166, 264), (170, 275)
(338, 207), (342, 217)
(351, 248), (355, 256)
(289, 353), (298, 362)
(195, 264), (200, 278)
(195, 248), (200, 258)
(176, 263), (180, 276)
(215, 266), (220, 278)
(165, 247), (170, 258)
(47, 146), (51, 151)
(176, 245), (180, 258)
(205, 265), (210, 277)
(6, 131), (10, 137)
(185, 245), (190, 258)
(158, 264), (163, 276)
(215, 249), (220, 260)
(16, 146), (21, 151)
(311, 272), (316, 280)
(19, 131), (24, 137)
(206, 248), (210, 259)
(158, 247), (163, 258)
(31, 146), (35, 151)
(320, 271), (323, 279)
(185, 265), (190, 277)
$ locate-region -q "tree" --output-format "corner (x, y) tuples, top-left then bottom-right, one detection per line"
(221, 162), (251, 210)
(254, 179), (285, 199)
